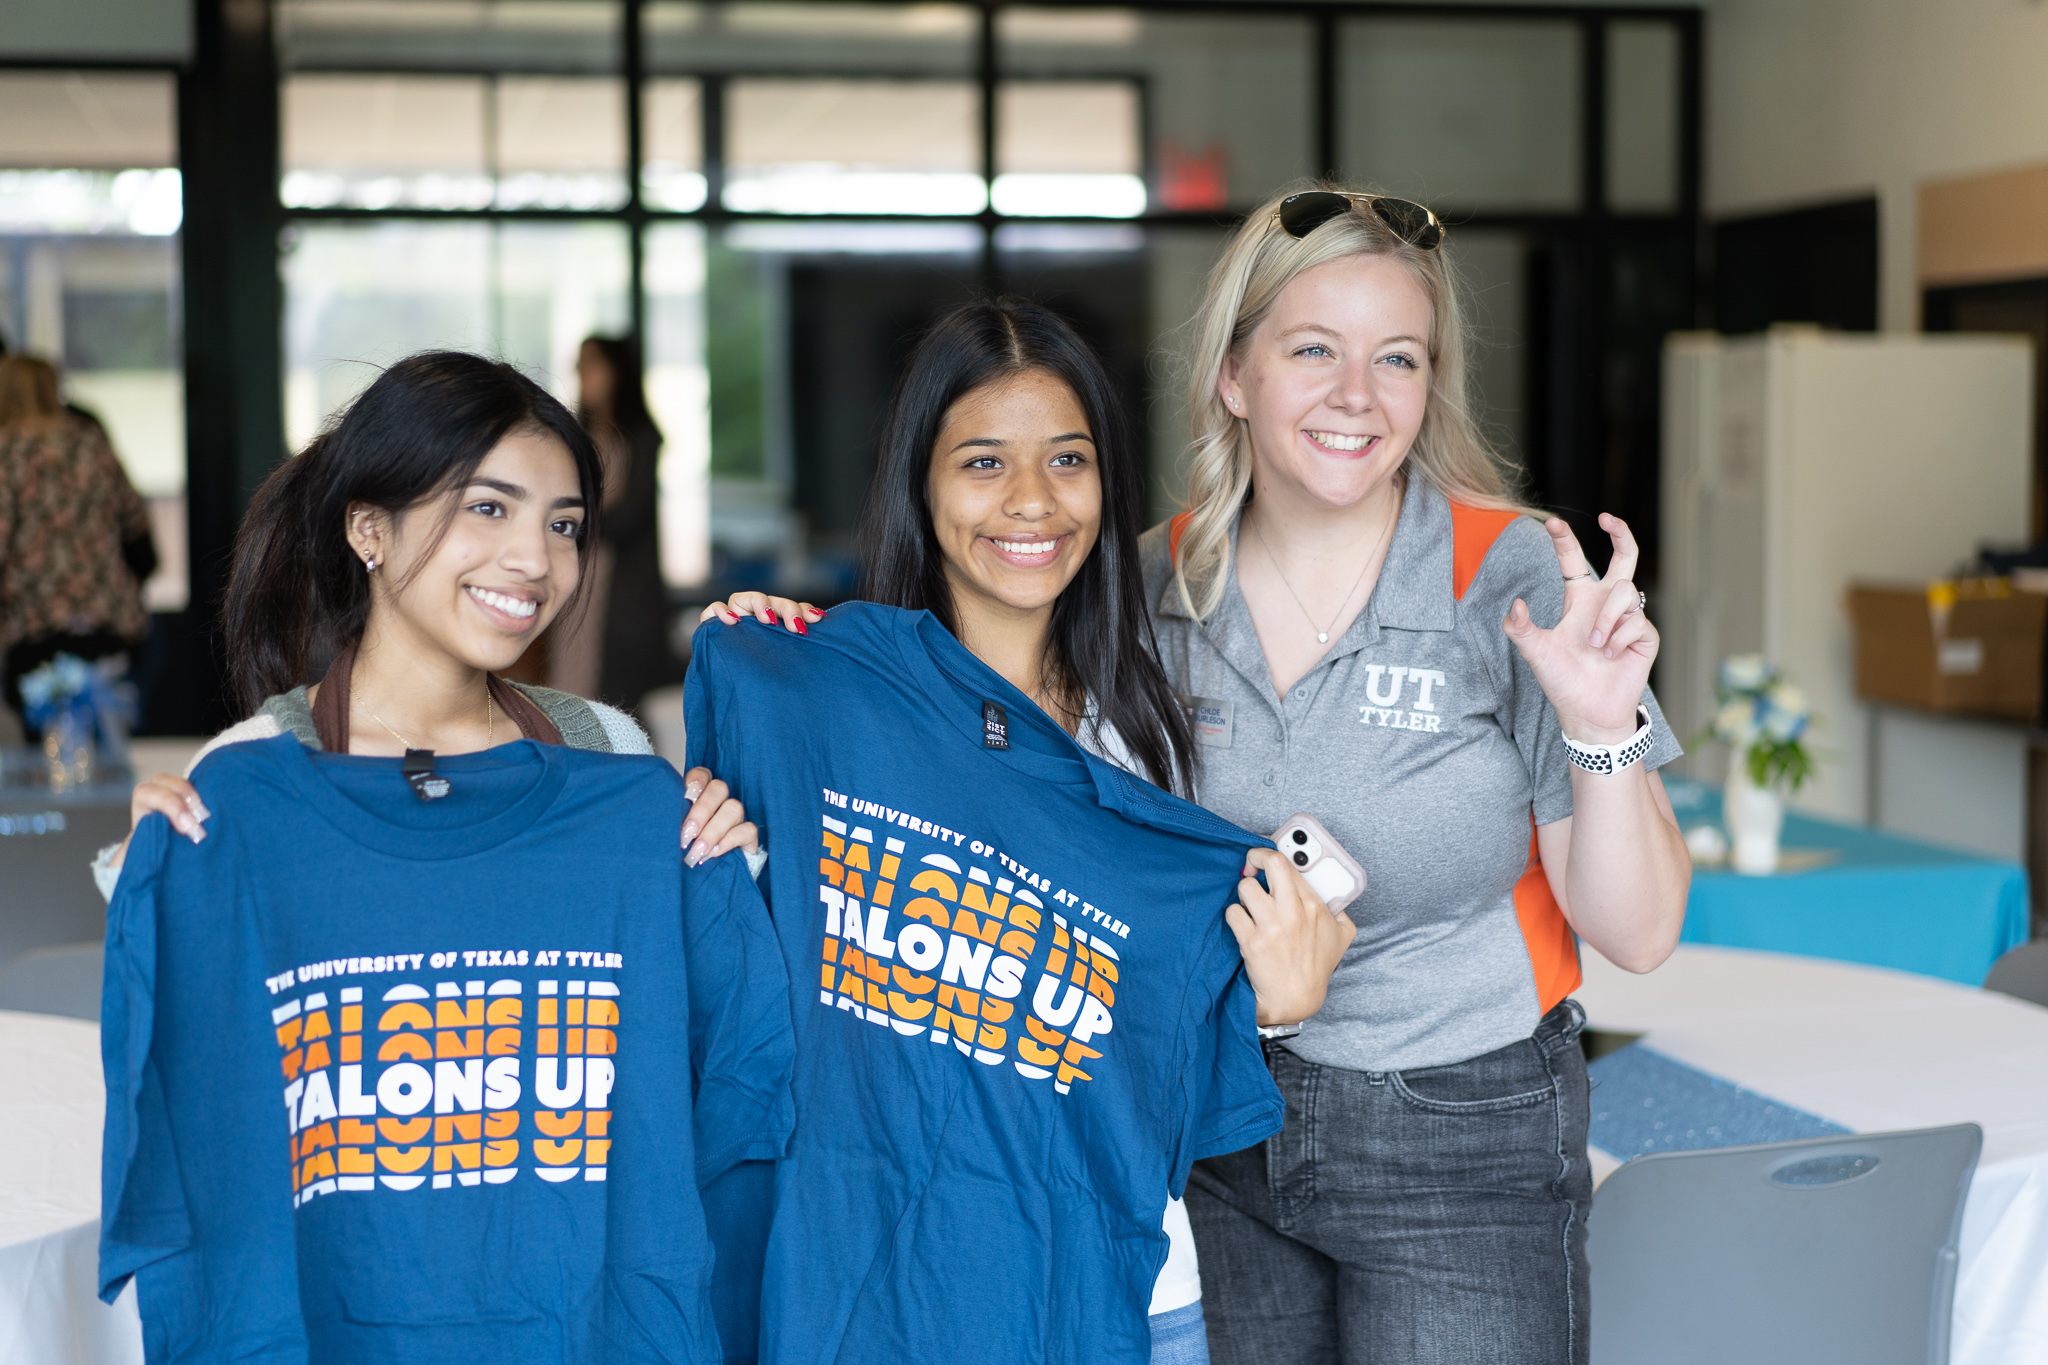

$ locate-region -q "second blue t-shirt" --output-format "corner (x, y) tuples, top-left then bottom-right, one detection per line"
(686, 604), (1284, 1365)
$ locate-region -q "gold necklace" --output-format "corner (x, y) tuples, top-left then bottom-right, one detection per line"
(354, 686), (493, 750)
(1250, 504), (1396, 645)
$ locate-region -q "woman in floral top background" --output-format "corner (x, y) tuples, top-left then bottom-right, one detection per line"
(0, 352), (154, 738)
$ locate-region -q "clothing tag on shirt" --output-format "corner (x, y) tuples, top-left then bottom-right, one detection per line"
(403, 748), (451, 801)
(982, 701), (1010, 750)
(1179, 695), (1234, 748)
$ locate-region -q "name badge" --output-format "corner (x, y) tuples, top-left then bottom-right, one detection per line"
(1180, 695), (1234, 748)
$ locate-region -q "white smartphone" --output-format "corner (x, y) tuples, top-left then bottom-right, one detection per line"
(1270, 813), (1366, 915)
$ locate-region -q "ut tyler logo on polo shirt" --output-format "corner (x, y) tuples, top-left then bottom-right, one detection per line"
(1358, 665), (1447, 733)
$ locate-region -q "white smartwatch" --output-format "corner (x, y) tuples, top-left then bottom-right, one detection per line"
(1563, 705), (1655, 776)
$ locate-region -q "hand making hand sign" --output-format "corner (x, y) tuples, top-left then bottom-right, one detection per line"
(1502, 512), (1658, 745)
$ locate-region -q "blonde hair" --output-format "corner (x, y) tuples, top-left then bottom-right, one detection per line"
(0, 354), (63, 428)
(1172, 182), (1535, 620)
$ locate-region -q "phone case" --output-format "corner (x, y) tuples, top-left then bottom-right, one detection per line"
(1270, 813), (1366, 914)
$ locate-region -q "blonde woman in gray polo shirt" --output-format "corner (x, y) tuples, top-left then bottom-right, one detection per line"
(1140, 186), (1692, 1365)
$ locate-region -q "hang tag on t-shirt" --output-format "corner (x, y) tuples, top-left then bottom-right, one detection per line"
(403, 748), (451, 801)
(982, 701), (1010, 750)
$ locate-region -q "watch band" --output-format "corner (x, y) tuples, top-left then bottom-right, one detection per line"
(1258, 1023), (1303, 1041)
(1564, 705), (1655, 776)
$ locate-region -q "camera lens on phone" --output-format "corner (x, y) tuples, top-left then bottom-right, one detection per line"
(1293, 851), (1309, 866)
(1292, 830), (1308, 844)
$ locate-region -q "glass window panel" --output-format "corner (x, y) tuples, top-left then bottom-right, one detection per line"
(282, 75), (490, 208)
(282, 74), (624, 210)
(1338, 19), (1581, 213)
(994, 81), (1143, 218)
(1000, 8), (1314, 212)
(494, 76), (627, 208)
(0, 73), (175, 168)
(643, 78), (705, 211)
(724, 78), (982, 215)
(282, 220), (629, 451)
(1142, 226), (1228, 517)
(0, 71), (186, 610)
(1606, 21), (1681, 214)
(277, 0), (621, 74)
(1446, 230), (1531, 464)
(648, 2), (973, 76)
(644, 223), (711, 585)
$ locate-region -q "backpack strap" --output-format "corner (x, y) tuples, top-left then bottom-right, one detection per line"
(1448, 500), (1582, 1015)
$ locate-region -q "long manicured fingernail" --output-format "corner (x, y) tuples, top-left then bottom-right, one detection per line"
(766, 609), (778, 624)
(681, 820), (700, 843)
(190, 828), (206, 844)
(813, 608), (828, 618)
(723, 612), (738, 624)
(688, 839), (709, 865)
(795, 619), (808, 635)
(684, 780), (703, 801)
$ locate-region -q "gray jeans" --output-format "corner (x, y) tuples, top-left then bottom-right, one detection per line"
(1185, 1001), (1592, 1365)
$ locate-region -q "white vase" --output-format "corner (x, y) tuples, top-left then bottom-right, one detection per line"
(1723, 753), (1784, 875)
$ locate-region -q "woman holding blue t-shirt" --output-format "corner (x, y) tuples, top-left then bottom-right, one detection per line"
(97, 350), (755, 893)
(700, 298), (1354, 1365)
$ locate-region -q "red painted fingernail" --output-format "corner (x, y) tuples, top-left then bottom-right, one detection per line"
(795, 619), (808, 635)
(766, 609), (778, 624)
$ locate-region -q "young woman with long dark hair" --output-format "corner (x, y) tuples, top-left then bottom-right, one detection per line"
(697, 298), (1353, 1365)
(98, 349), (753, 889)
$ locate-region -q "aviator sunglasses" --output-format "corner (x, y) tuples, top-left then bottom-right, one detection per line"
(1276, 191), (1445, 250)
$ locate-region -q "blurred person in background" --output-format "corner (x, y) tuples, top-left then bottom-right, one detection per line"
(0, 352), (155, 736)
(552, 334), (673, 713)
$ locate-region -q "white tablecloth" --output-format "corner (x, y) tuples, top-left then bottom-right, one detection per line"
(1577, 945), (2048, 1365)
(0, 1010), (141, 1364)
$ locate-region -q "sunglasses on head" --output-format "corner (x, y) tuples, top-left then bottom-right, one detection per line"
(1276, 191), (1445, 250)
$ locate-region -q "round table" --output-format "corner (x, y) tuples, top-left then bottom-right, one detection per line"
(1576, 944), (2048, 1365)
(0, 1009), (141, 1363)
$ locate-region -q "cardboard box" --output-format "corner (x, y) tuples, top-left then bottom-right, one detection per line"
(1848, 580), (2046, 721)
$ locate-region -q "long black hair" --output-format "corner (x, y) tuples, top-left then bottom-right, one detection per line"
(224, 351), (604, 714)
(859, 298), (1195, 796)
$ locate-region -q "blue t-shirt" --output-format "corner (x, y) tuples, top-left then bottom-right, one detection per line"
(685, 604), (1284, 1365)
(99, 735), (794, 1364)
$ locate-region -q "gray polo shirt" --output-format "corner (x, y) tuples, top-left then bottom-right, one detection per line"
(1139, 475), (1680, 1073)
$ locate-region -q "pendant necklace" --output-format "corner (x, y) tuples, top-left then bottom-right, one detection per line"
(353, 686), (494, 750)
(1250, 504), (1396, 645)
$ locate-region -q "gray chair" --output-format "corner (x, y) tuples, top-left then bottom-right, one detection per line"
(1590, 1124), (1981, 1365)
(0, 940), (104, 1021)
(1984, 939), (2048, 1008)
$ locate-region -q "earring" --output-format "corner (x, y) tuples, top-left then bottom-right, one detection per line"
(363, 556), (377, 572)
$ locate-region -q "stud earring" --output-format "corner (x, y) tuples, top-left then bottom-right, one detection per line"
(364, 556), (377, 572)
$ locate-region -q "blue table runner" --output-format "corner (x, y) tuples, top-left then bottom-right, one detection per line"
(1588, 1045), (1850, 1157)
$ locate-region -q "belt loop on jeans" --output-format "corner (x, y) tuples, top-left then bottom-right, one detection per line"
(1365, 1071), (1386, 1085)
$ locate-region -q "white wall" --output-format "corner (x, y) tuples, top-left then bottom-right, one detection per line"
(1707, 0), (2048, 331)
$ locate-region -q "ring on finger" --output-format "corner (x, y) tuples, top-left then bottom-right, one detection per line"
(1621, 589), (1646, 617)
(1564, 571), (1596, 582)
